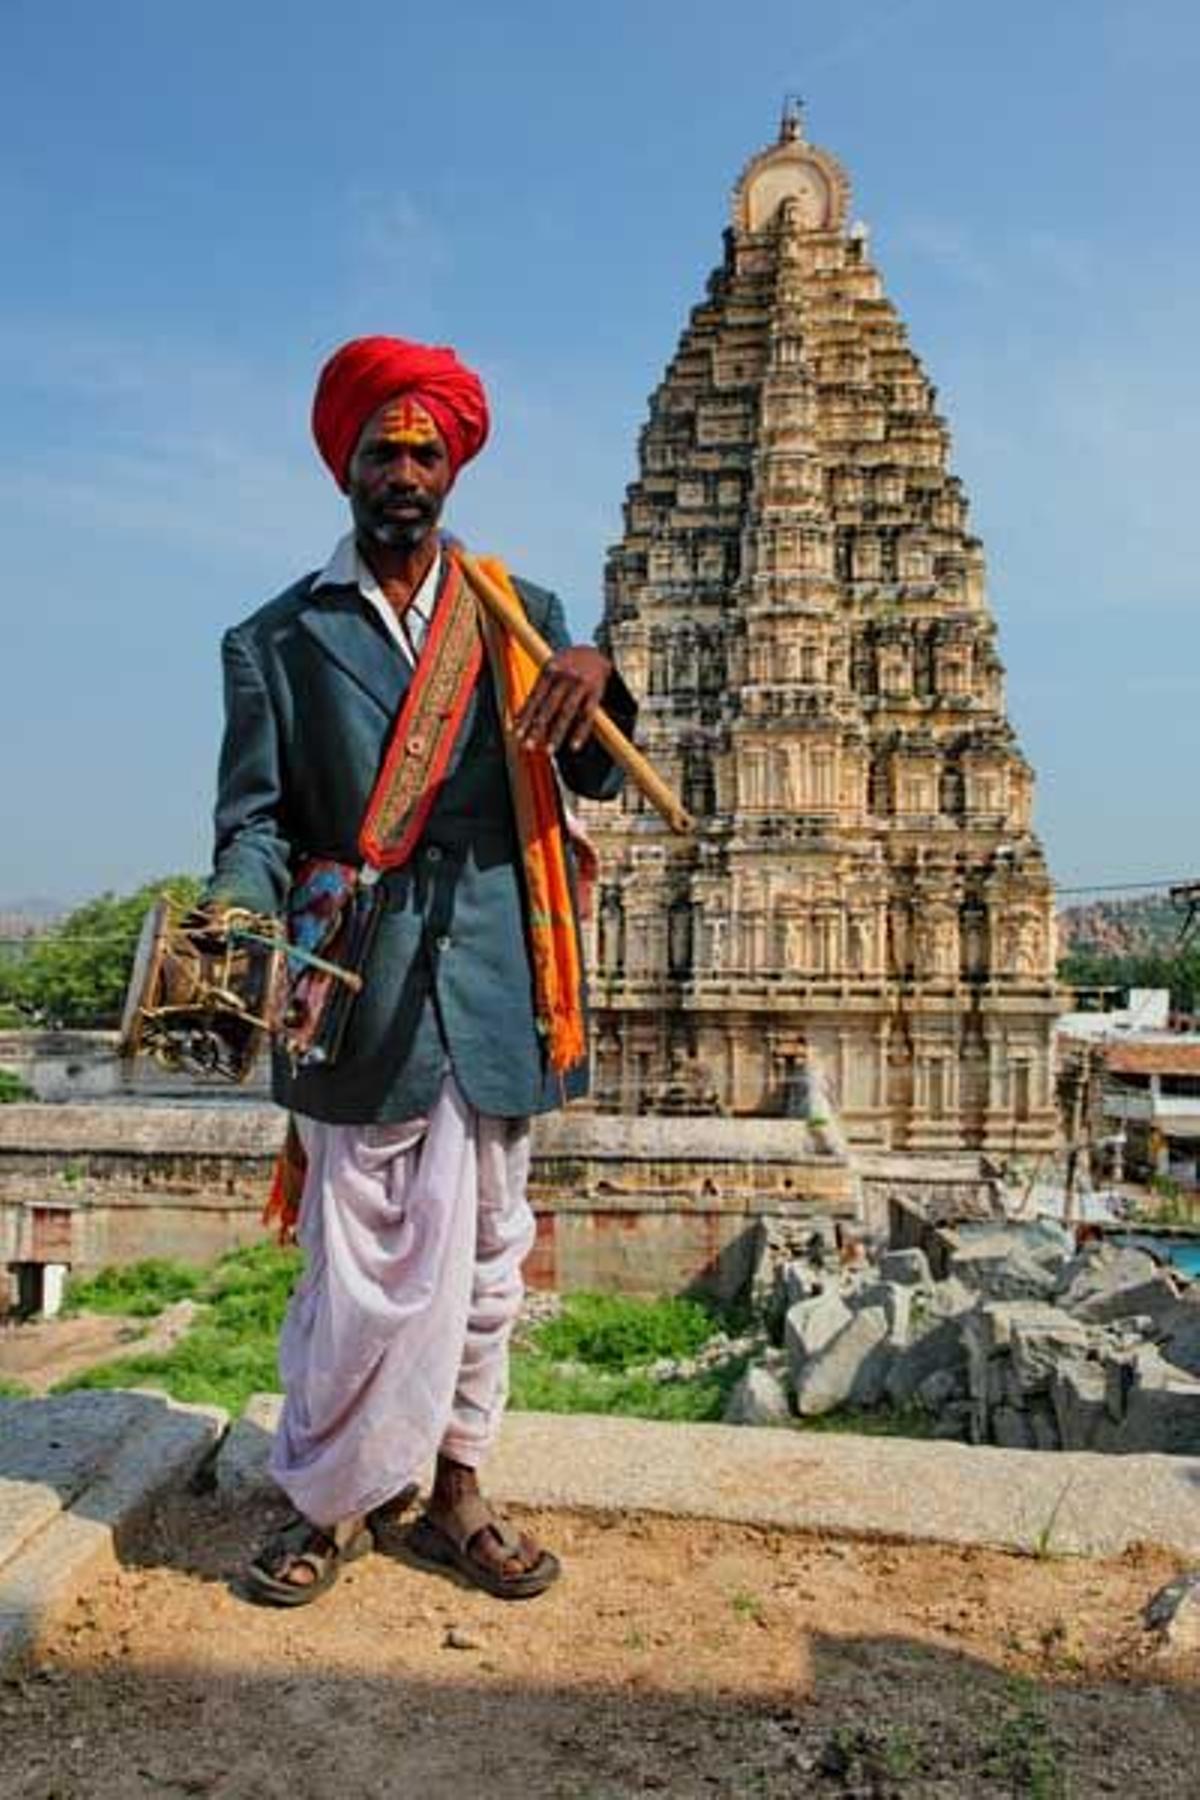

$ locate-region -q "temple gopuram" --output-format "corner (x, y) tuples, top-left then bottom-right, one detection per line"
(582, 110), (1060, 1154)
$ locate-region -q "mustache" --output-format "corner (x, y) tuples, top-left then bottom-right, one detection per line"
(379, 496), (435, 516)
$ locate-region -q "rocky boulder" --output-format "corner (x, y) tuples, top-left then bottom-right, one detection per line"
(793, 1305), (891, 1416)
(878, 1247), (934, 1289)
(1055, 1244), (1167, 1317)
(948, 1236), (1059, 1304)
(722, 1364), (791, 1427)
(783, 1286), (852, 1387)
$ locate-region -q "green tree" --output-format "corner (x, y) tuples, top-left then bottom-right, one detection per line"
(1059, 945), (1200, 1013)
(13, 876), (202, 1028)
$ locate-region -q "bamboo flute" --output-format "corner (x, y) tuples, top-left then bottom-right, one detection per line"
(454, 546), (694, 836)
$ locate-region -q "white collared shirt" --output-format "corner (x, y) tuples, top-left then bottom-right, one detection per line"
(311, 531), (441, 668)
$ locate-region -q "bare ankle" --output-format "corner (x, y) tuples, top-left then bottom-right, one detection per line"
(432, 1454), (479, 1510)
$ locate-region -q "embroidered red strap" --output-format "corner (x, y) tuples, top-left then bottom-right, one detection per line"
(358, 559), (483, 870)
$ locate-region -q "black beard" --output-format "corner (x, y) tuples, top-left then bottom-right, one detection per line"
(352, 494), (440, 555)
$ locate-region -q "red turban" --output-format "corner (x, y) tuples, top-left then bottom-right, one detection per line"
(311, 335), (490, 490)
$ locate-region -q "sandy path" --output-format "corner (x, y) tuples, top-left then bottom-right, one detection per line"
(0, 1314), (137, 1394)
(2, 1489), (1198, 1797)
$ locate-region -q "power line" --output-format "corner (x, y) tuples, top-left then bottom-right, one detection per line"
(1053, 879), (1191, 897)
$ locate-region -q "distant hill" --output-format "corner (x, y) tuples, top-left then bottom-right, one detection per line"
(0, 898), (67, 939)
(1057, 893), (1187, 960)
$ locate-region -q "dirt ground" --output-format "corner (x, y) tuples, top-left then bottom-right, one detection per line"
(3, 1489), (1198, 1799)
(0, 1314), (137, 1394)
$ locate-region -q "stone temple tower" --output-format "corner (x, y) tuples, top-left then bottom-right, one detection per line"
(582, 109), (1060, 1154)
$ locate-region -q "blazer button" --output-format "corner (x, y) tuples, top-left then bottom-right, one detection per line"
(426, 845), (442, 863)
(436, 934), (452, 951)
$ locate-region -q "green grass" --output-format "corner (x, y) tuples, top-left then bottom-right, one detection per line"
(506, 1290), (745, 1422)
(54, 1261), (741, 1422)
(63, 1258), (205, 1318)
(980, 1679), (1066, 1799)
(508, 1352), (745, 1423)
(55, 1243), (301, 1415)
(0, 1069), (33, 1103)
(50, 1255), (934, 1438)
(790, 1403), (937, 1439)
(528, 1291), (718, 1370)
(0, 1376), (29, 1399)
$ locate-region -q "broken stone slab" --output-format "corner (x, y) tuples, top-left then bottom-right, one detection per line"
(1051, 1357), (1119, 1453)
(992, 1405), (1036, 1451)
(925, 1277), (976, 1319)
(213, 1391), (283, 1501)
(1055, 1245), (1160, 1316)
(722, 1365), (791, 1428)
(781, 1260), (822, 1309)
(1028, 1400), (1061, 1452)
(1145, 1570), (1200, 1653)
(878, 1247), (933, 1289)
(948, 1239), (1058, 1303)
(1009, 1313), (1092, 1396)
(930, 1401), (973, 1441)
(793, 1306), (891, 1416)
(885, 1314), (971, 1408)
(849, 1280), (913, 1350)
(745, 1215), (838, 1328)
(0, 1390), (226, 1672)
(1073, 1269), (1181, 1328)
(965, 1300), (1072, 1359)
(1114, 1348), (1200, 1456)
(914, 1367), (964, 1413)
(783, 1287), (852, 1387)
(1155, 1292), (1200, 1378)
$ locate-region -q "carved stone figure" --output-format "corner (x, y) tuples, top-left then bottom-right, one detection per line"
(598, 887), (625, 976)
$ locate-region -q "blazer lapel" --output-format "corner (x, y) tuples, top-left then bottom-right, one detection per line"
(298, 582), (412, 717)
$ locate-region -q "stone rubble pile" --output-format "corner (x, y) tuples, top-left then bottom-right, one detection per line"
(723, 1218), (1200, 1455)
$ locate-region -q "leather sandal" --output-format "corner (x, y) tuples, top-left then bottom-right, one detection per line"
(243, 1513), (372, 1608)
(407, 1492), (561, 1601)
(365, 1480), (422, 1555)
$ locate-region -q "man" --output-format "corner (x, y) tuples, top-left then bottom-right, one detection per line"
(203, 335), (633, 1604)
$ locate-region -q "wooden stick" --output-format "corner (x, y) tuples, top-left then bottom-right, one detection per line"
(454, 547), (694, 836)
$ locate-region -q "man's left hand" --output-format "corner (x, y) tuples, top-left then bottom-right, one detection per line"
(515, 647), (611, 753)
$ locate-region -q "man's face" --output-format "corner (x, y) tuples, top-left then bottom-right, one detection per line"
(347, 396), (453, 555)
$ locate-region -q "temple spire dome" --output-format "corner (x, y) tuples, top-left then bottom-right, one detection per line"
(733, 110), (851, 235)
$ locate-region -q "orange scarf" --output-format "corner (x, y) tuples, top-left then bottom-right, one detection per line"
(473, 554), (587, 1075)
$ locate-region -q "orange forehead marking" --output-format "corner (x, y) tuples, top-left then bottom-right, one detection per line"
(378, 398), (439, 446)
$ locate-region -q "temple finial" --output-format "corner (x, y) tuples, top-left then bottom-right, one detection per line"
(780, 94), (804, 143)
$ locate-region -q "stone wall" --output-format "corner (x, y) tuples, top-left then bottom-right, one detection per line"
(0, 1103), (859, 1302)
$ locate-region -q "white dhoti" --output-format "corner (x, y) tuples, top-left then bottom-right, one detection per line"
(269, 1075), (534, 1527)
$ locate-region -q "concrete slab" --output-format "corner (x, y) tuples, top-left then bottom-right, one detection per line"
(0, 1391), (154, 1574)
(216, 1393), (1200, 1563)
(0, 1391), (226, 1671)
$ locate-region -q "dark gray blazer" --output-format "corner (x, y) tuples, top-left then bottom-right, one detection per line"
(206, 562), (633, 1123)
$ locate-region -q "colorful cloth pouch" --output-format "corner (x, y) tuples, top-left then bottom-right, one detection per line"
(278, 856), (381, 1068)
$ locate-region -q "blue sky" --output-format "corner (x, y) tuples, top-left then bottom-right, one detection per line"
(2, 0), (1197, 904)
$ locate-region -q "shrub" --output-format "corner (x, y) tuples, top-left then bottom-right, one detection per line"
(63, 1258), (203, 1318)
(530, 1291), (716, 1371)
(509, 1353), (743, 1422)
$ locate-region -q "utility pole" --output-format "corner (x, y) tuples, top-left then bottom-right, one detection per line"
(1063, 1042), (1096, 1229)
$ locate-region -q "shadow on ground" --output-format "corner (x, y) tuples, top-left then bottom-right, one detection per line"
(3, 1627), (1197, 1798)
(3, 1484), (1197, 1799)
